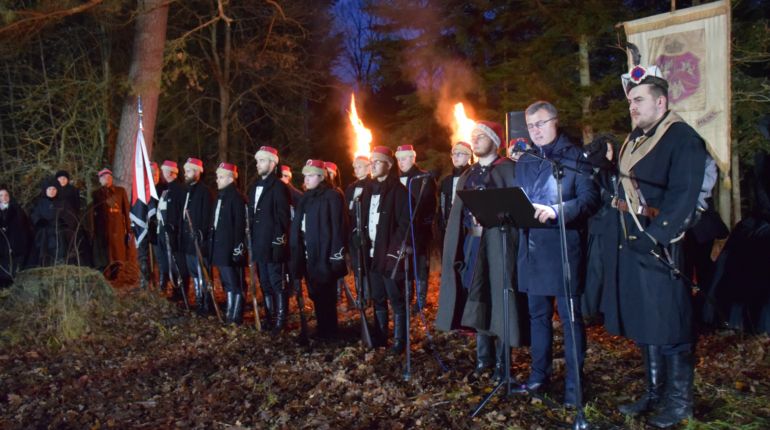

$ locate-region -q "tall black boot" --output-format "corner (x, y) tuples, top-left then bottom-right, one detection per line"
(619, 345), (666, 416)
(390, 312), (406, 354)
(271, 291), (288, 335)
(232, 293), (243, 325)
(647, 352), (694, 428)
(263, 294), (275, 330)
(492, 338), (510, 383)
(225, 291), (234, 324)
(194, 279), (206, 316)
(157, 272), (169, 296)
(474, 334), (495, 376)
(374, 309), (389, 347)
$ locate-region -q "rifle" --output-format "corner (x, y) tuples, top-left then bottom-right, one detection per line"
(183, 208), (223, 322)
(354, 196), (374, 348)
(158, 201), (189, 311)
(243, 204), (262, 331)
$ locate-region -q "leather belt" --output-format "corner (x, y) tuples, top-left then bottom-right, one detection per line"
(612, 197), (659, 219)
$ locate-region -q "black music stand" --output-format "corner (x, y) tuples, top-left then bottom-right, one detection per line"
(456, 187), (540, 417)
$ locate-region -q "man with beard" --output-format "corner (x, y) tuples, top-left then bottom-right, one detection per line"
(512, 101), (599, 407)
(156, 161), (187, 300)
(360, 146), (410, 353)
(290, 160), (348, 339)
(589, 62), (708, 428)
(180, 158), (213, 315)
(0, 185), (32, 287)
(91, 169), (132, 273)
(210, 163), (247, 325)
(248, 146), (291, 334)
(436, 121), (523, 380)
(395, 144), (437, 312)
(437, 141), (472, 243)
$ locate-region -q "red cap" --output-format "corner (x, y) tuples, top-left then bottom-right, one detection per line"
(161, 160), (179, 173)
(302, 159), (326, 176)
(324, 161), (338, 172)
(452, 141), (472, 155)
(97, 168), (112, 177)
(280, 165), (291, 174)
(216, 162), (238, 178)
(371, 146), (394, 163)
(184, 158), (204, 172)
(474, 120), (504, 148)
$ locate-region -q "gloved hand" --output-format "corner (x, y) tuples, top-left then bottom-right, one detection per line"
(627, 234), (658, 255)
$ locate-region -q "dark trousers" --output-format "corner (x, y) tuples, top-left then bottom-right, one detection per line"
(218, 265), (242, 295)
(308, 279), (338, 336)
(527, 294), (585, 391)
(369, 270), (406, 316)
(257, 261), (284, 297)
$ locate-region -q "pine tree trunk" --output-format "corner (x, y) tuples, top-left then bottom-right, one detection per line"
(112, 0), (169, 189)
(579, 34), (593, 145)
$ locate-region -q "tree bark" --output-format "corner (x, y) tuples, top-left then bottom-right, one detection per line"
(113, 0), (169, 189)
(579, 34), (593, 144)
(217, 19), (232, 162)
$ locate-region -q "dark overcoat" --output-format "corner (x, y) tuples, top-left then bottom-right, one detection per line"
(0, 200), (33, 273)
(359, 173), (410, 277)
(31, 195), (78, 266)
(435, 157), (523, 346)
(514, 134), (600, 297)
(209, 183), (246, 267)
(91, 185), (132, 265)
(289, 183), (347, 285)
(247, 173), (291, 263)
(601, 113), (707, 345)
(437, 166), (468, 239)
(179, 181), (213, 257)
(157, 180), (186, 252)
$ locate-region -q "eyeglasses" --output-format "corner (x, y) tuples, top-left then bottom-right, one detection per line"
(526, 117), (557, 130)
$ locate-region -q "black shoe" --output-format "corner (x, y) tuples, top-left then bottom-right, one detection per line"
(647, 352), (694, 428)
(619, 345), (666, 416)
(473, 361), (495, 377)
(511, 380), (548, 395)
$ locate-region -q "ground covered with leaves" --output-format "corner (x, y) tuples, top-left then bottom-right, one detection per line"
(1, 271), (769, 429)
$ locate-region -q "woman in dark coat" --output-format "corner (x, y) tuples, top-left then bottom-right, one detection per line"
(290, 160), (348, 339)
(0, 185), (33, 287)
(30, 177), (78, 267)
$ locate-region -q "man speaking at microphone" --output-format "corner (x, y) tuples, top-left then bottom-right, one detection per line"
(512, 101), (599, 408)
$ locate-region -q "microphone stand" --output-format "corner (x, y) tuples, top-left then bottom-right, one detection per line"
(518, 149), (590, 430)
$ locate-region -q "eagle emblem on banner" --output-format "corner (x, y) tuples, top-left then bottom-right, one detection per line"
(656, 52), (701, 104)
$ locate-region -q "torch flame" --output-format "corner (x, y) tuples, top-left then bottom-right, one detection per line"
(451, 102), (475, 145)
(348, 93), (372, 159)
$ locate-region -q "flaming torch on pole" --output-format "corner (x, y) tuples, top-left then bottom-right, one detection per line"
(347, 92), (374, 349)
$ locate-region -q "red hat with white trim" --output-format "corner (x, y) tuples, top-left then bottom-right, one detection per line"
(452, 141), (473, 156)
(395, 144), (416, 159)
(302, 159), (327, 176)
(473, 120), (503, 148)
(255, 146), (279, 163)
(216, 162), (238, 179)
(161, 160), (179, 174)
(97, 168), (113, 177)
(353, 154), (371, 165)
(324, 161), (338, 173)
(370, 146), (394, 164)
(184, 158), (204, 172)
(280, 165), (292, 176)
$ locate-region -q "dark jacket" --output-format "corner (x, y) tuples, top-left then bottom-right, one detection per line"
(31, 194), (78, 266)
(57, 183), (82, 216)
(289, 182), (347, 284)
(209, 183), (246, 267)
(360, 173), (410, 276)
(601, 113), (708, 344)
(514, 133), (600, 296)
(438, 166), (469, 240)
(399, 165), (437, 255)
(180, 181), (213, 257)
(0, 200), (33, 273)
(435, 157), (523, 346)
(157, 180), (186, 252)
(286, 182), (304, 221)
(247, 173), (291, 263)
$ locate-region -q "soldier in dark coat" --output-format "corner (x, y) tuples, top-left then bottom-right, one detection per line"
(210, 163), (247, 324)
(435, 122), (524, 381)
(592, 63), (708, 428)
(345, 155), (371, 301)
(155, 160), (185, 299)
(91, 169), (132, 271)
(55, 170), (82, 215)
(31, 177), (79, 267)
(0, 185), (32, 287)
(396, 144), (437, 312)
(290, 160), (348, 338)
(360, 146), (411, 353)
(279, 165), (304, 216)
(248, 146), (291, 333)
(179, 158), (214, 315)
(437, 141), (472, 244)
(511, 101), (600, 407)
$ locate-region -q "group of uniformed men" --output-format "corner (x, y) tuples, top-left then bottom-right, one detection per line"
(0, 58), (708, 428)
